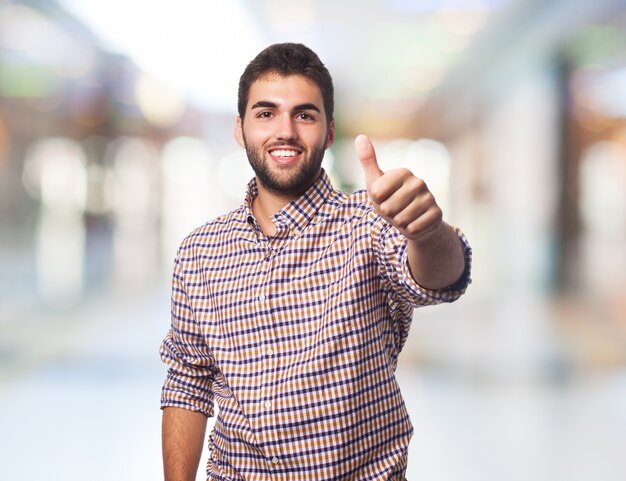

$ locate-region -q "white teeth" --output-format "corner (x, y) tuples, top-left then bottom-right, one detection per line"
(271, 149), (298, 157)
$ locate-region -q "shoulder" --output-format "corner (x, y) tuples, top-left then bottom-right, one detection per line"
(317, 187), (374, 222)
(177, 206), (247, 255)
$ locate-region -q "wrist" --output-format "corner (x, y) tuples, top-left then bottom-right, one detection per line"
(407, 221), (446, 248)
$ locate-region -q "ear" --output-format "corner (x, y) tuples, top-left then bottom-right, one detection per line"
(325, 119), (336, 149)
(235, 116), (245, 148)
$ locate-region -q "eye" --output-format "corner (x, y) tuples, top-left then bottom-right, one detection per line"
(296, 112), (315, 121)
(256, 111), (273, 119)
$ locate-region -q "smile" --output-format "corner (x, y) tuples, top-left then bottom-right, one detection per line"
(269, 149), (301, 158)
(267, 147), (303, 165)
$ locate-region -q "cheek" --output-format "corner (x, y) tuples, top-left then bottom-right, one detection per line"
(301, 128), (328, 146)
(243, 125), (273, 146)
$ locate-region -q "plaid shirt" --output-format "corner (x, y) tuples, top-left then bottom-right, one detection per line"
(160, 170), (471, 481)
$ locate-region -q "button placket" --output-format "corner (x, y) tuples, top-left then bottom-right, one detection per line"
(251, 237), (274, 446)
(259, 340), (277, 415)
(257, 245), (273, 303)
(253, 229), (284, 464)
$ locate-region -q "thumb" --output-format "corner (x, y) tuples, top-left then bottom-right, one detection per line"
(355, 134), (383, 187)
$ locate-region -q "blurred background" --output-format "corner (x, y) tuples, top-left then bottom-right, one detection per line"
(1, 0), (625, 479)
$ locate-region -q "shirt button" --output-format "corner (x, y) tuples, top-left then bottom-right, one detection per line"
(271, 456), (279, 465)
(258, 294), (266, 302)
(267, 348), (274, 356)
(264, 400), (272, 408)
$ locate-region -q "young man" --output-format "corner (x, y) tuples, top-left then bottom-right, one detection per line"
(160, 43), (471, 481)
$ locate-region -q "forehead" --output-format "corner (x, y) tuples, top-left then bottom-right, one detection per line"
(247, 74), (324, 110)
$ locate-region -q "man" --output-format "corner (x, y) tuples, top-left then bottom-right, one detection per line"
(160, 43), (471, 481)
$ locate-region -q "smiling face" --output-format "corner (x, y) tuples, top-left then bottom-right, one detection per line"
(235, 73), (335, 198)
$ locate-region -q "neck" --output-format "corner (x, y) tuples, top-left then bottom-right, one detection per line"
(251, 182), (298, 236)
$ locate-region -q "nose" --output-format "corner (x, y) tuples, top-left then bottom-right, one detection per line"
(275, 115), (297, 141)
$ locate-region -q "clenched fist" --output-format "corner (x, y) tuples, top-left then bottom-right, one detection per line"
(355, 134), (443, 244)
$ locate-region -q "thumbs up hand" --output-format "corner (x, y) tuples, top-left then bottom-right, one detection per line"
(355, 134), (443, 244)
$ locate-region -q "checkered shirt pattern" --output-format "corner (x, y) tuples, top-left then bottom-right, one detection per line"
(160, 170), (472, 481)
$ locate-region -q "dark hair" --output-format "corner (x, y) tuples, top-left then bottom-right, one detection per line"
(238, 43), (334, 123)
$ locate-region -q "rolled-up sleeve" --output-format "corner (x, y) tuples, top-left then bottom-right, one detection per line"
(371, 213), (472, 308)
(160, 249), (215, 417)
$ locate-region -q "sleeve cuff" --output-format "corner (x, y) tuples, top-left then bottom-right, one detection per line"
(398, 226), (472, 304)
(160, 371), (214, 417)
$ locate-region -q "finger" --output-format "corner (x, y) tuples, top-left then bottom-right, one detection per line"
(372, 169), (427, 210)
(405, 207), (443, 240)
(389, 197), (429, 229)
(379, 187), (420, 220)
(355, 134), (383, 187)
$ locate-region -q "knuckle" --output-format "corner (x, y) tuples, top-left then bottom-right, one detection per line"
(370, 190), (384, 204)
(406, 176), (425, 195)
(394, 216), (409, 229)
(369, 183), (384, 201)
(398, 167), (412, 178)
(413, 177), (427, 191)
(433, 206), (443, 222)
(379, 203), (393, 217)
(406, 223), (421, 236)
(423, 192), (437, 208)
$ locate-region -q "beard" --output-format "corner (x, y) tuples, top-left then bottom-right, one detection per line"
(243, 135), (327, 197)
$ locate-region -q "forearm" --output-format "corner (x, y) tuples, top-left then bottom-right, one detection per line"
(162, 407), (208, 481)
(406, 221), (465, 290)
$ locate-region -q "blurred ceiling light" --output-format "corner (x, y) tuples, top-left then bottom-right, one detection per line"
(135, 73), (186, 128)
(161, 136), (212, 185)
(23, 138), (87, 212)
(106, 137), (159, 220)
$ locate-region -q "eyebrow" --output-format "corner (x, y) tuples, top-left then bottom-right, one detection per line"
(250, 101), (321, 113)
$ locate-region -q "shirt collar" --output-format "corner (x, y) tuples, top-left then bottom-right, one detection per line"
(243, 169), (335, 233)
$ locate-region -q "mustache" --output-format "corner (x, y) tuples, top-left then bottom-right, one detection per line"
(265, 140), (305, 151)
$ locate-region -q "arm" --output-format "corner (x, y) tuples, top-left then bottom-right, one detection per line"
(162, 407), (208, 481)
(406, 222), (465, 290)
(160, 248), (215, 480)
(356, 134), (466, 290)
